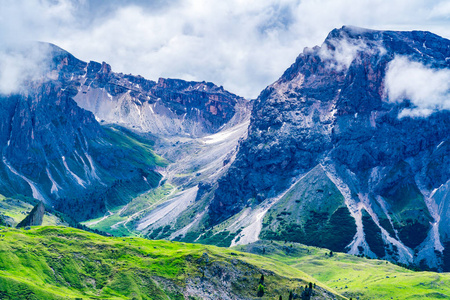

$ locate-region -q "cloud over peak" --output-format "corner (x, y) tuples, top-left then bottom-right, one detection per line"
(385, 56), (450, 117)
(0, 43), (52, 95)
(2, 0), (450, 98)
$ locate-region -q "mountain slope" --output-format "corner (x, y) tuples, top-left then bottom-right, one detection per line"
(200, 26), (450, 270)
(0, 43), (168, 223)
(0, 42), (250, 224)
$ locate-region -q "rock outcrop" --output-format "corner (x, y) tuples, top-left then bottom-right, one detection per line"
(16, 201), (45, 228)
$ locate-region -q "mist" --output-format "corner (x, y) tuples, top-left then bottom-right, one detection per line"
(0, 43), (52, 95)
(385, 56), (450, 117)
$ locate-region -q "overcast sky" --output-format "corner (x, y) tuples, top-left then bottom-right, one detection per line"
(1, 0), (450, 99)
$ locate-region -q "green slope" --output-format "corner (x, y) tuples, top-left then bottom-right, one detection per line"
(260, 166), (356, 252)
(376, 161), (432, 249)
(0, 226), (345, 300)
(83, 183), (175, 237)
(236, 241), (450, 300)
(55, 125), (168, 223)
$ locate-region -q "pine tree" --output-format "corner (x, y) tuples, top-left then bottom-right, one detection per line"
(257, 284), (265, 297)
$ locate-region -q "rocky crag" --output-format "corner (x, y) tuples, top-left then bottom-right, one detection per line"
(74, 65), (248, 137)
(203, 26), (450, 270)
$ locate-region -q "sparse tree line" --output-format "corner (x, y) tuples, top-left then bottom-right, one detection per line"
(257, 274), (315, 299)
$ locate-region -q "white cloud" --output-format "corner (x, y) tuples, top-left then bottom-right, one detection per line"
(0, 43), (52, 95)
(318, 36), (386, 71)
(385, 56), (450, 117)
(1, 0), (450, 98)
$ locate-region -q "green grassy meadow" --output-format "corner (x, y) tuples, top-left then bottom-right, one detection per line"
(0, 226), (345, 300)
(236, 241), (450, 299)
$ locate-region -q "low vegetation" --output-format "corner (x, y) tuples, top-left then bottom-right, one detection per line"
(236, 240), (450, 299)
(260, 166), (356, 252)
(0, 226), (345, 299)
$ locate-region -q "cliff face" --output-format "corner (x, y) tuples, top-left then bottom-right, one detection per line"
(73, 62), (246, 137)
(0, 46), (104, 204)
(206, 27), (450, 269)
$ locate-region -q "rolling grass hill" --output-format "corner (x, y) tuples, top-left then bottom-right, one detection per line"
(236, 241), (450, 299)
(0, 226), (345, 300)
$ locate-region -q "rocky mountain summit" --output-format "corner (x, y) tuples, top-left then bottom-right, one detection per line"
(74, 62), (247, 137)
(202, 26), (450, 270)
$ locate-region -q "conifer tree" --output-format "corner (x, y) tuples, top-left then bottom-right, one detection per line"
(257, 284), (265, 297)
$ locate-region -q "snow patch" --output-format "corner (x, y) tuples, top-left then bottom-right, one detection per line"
(436, 140), (445, 149)
(202, 120), (249, 145)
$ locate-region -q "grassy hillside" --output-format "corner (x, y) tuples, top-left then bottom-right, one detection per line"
(0, 226), (345, 300)
(55, 125), (169, 223)
(236, 241), (450, 299)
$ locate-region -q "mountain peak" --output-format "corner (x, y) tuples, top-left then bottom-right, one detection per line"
(325, 25), (442, 42)
(327, 25), (376, 38)
(206, 27), (450, 270)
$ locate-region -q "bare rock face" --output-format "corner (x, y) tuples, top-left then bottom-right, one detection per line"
(16, 201), (45, 228)
(74, 61), (247, 137)
(206, 26), (450, 270)
(0, 46), (107, 210)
